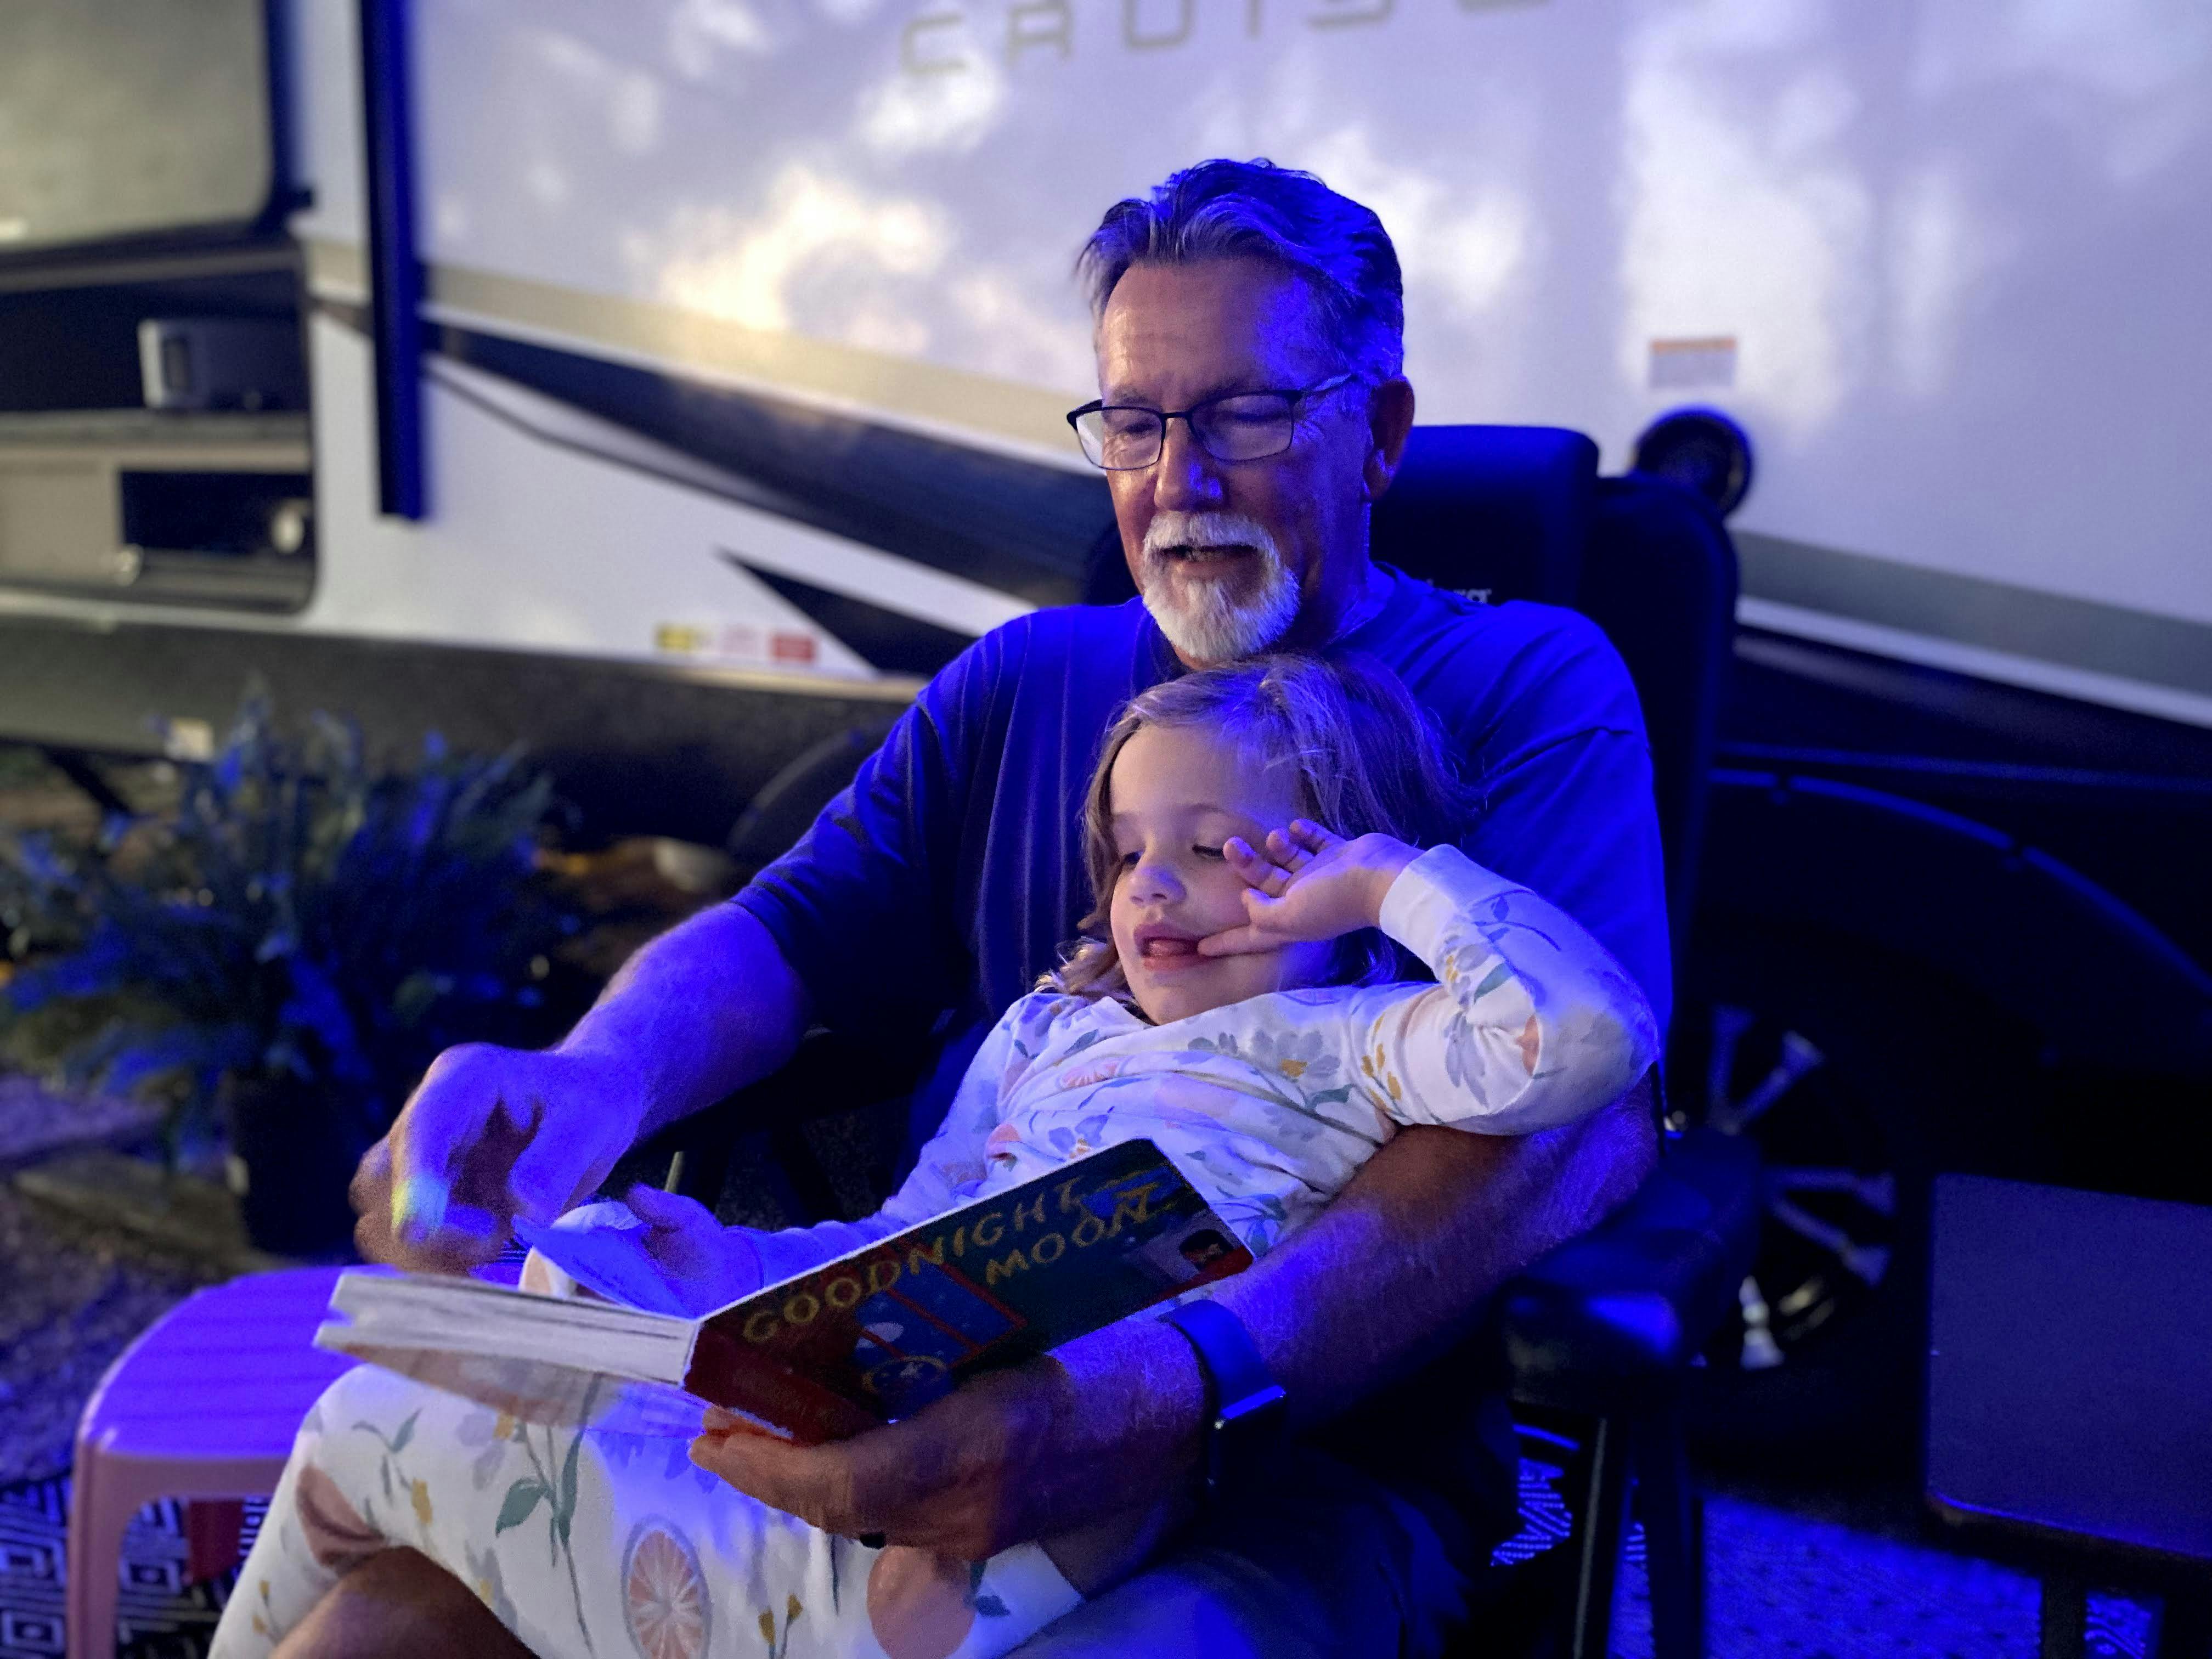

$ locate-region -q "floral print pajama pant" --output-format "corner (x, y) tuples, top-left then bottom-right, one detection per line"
(208, 1363), (1082, 1659)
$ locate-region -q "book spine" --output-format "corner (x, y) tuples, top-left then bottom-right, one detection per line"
(684, 1326), (886, 1445)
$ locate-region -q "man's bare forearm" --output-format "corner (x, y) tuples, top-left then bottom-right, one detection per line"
(353, 903), (811, 1266)
(1215, 1080), (1658, 1425)
(557, 901), (811, 1137)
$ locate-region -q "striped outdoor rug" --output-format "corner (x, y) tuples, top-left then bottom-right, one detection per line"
(0, 1477), (262, 1659)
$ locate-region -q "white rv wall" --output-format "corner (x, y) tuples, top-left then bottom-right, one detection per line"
(286, 0), (2212, 716)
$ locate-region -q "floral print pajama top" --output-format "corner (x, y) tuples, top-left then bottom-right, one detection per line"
(213, 845), (1656, 1659)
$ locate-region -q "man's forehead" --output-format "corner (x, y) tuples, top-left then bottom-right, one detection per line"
(1096, 258), (1338, 400)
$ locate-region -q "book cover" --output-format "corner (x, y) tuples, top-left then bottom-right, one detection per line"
(323, 1139), (1251, 1443)
(685, 1138), (1251, 1440)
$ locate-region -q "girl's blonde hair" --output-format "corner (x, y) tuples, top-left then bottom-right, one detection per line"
(1049, 652), (1476, 999)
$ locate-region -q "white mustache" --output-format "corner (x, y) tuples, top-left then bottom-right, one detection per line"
(1142, 511), (1281, 562)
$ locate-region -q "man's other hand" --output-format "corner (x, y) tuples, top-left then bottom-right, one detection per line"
(351, 1043), (647, 1272)
(689, 1317), (1205, 1566)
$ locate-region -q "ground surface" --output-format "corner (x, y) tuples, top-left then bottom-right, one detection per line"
(0, 1178), (224, 1489)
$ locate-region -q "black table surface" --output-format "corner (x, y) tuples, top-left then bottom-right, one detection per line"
(1927, 1175), (2212, 1576)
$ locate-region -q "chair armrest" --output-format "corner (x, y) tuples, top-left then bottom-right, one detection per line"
(1497, 1127), (1762, 1415)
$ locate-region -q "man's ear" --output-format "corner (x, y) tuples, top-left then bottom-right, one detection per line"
(1362, 377), (1418, 502)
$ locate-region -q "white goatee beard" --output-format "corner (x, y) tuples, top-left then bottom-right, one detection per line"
(1138, 510), (1301, 664)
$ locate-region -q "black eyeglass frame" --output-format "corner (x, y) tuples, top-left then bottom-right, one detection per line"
(1064, 372), (1359, 470)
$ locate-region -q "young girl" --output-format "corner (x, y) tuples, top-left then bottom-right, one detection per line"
(216, 654), (1656, 1659)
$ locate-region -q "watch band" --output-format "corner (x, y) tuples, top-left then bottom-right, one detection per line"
(1158, 1299), (1288, 1498)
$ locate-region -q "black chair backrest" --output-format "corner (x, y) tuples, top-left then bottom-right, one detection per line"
(1371, 425), (1739, 996)
(1372, 425), (1596, 608)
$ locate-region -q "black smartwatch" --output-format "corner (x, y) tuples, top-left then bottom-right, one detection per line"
(1158, 1300), (1288, 1498)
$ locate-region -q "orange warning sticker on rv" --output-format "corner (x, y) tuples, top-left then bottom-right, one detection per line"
(1649, 337), (1736, 390)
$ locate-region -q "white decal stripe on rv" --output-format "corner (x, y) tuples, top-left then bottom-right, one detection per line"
(427, 359), (1035, 641)
(1737, 598), (2212, 735)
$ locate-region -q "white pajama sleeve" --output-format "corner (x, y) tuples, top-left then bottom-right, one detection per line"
(1355, 844), (1660, 1135)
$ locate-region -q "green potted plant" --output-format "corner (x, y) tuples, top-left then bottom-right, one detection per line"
(0, 694), (585, 1255)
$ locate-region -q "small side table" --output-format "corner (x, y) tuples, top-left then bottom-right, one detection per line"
(66, 1256), (518, 1658)
(66, 1267), (358, 1659)
(1927, 1176), (2212, 1658)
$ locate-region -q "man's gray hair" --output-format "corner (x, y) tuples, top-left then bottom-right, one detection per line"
(1077, 159), (1406, 382)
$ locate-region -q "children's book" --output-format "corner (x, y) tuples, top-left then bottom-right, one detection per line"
(317, 1139), (1250, 1443)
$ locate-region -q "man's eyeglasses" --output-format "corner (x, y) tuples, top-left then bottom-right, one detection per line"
(1065, 373), (1357, 471)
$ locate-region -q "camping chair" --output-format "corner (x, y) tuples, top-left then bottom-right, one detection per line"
(658, 425), (1762, 1658)
(1375, 425), (1756, 1659)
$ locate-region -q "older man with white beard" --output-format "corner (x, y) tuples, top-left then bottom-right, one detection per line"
(314, 159), (1670, 1659)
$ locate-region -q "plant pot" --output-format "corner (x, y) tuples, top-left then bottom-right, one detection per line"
(222, 1075), (367, 1257)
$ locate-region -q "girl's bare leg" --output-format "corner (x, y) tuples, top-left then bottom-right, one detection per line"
(268, 1549), (534, 1659)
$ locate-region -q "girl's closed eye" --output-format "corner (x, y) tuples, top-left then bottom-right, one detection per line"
(1118, 844), (1228, 864)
